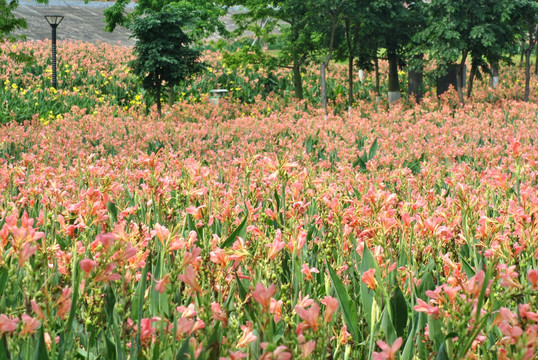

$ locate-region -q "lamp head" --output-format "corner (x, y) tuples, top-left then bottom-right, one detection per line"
(44, 15), (64, 27)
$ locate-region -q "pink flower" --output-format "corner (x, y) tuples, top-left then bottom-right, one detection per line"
(79, 258), (98, 274)
(301, 264), (320, 281)
(154, 274), (170, 294)
(266, 229), (286, 259)
(300, 340), (316, 357)
(372, 337), (403, 360)
(295, 303), (320, 332)
(139, 318), (158, 345)
(96, 232), (116, 250)
(497, 264), (522, 289)
(321, 296), (339, 323)
(151, 223), (170, 244)
(178, 266), (202, 294)
(270, 298), (283, 323)
(237, 321), (257, 348)
(361, 268), (377, 290)
(0, 314), (19, 335)
(252, 283), (277, 311)
(20, 313), (40, 336)
(260, 344), (292, 360)
(413, 298), (440, 317)
(18, 243), (37, 267)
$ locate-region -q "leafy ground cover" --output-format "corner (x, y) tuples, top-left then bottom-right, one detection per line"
(0, 41), (538, 359)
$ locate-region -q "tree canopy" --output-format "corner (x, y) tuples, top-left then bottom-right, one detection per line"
(129, 4), (204, 116)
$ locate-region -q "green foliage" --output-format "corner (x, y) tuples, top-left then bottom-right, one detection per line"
(104, 0), (226, 42)
(129, 5), (204, 114)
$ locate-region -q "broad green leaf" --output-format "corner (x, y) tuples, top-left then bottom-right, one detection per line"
(381, 307), (397, 345)
(176, 337), (191, 360)
(436, 342), (449, 360)
(107, 201), (118, 224)
(368, 137), (378, 160)
(57, 255), (81, 360)
(0, 268), (7, 297)
(428, 317), (444, 350)
(327, 263), (359, 342)
(360, 246), (376, 330)
(33, 327), (50, 360)
(390, 285), (408, 337)
(222, 212), (248, 248)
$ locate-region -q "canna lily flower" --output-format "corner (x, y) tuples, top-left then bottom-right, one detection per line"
(154, 274), (170, 294)
(259, 344), (292, 360)
(300, 339), (316, 357)
(0, 314), (19, 335)
(497, 264), (522, 289)
(373, 337), (403, 360)
(413, 298), (440, 317)
(300, 264), (319, 281)
(295, 303), (320, 332)
(252, 283), (277, 311)
(237, 321), (257, 348)
(321, 296), (339, 323)
(270, 298), (283, 323)
(79, 258), (98, 274)
(178, 266), (202, 294)
(18, 243), (37, 267)
(20, 313), (40, 336)
(361, 268), (377, 290)
(266, 229), (285, 259)
(151, 223), (170, 244)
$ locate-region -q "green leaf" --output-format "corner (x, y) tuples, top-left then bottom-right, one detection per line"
(436, 342), (449, 360)
(390, 285), (408, 338)
(34, 327), (50, 360)
(235, 273), (248, 302)
(0, 268), (7, 297)
(104, 336), (117, 360)
(176, 337), (191, 360)
(107, 201), (118, 224)
(381, 307), (397, 345)
(428, 317), (444, 350)
(57, 255), (81, 360)
(368, 138), (378, 160)
(360, 245), (376, 330)
(327, 263), (359, 342)
(222, 212), (248, 248)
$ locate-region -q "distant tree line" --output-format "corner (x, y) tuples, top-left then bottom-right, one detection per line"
(2, 0), (537, 113)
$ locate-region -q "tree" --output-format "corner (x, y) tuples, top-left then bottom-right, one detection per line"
(129, 5), (204, 117)
(223, 0), (320, 99)
(415, 0), (536, 104)
(1, 0), (46, 60)
(104, 0), (226, 38)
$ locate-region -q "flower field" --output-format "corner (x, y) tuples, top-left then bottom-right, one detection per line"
(1, 40), (538, 359)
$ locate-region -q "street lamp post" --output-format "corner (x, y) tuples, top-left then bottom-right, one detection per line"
(44, 15), (64, 89)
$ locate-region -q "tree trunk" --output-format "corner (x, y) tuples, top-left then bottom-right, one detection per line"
(524, 23), (536, 102)
(345, 19), (355, 108)
(167, 86), (174, 106)
(374, 54), (380, 98)
(490, 63), (499, 88)
(156, 84), (162, 117)
(519, 40), (525, 66)
(456, 51), (468, 105)
(535, 24), (538, 75)
(466, 61), (477, 98)
(408, 53), (424, 102)
(348, 54), (354, 107)
(292, 56), (304, 100)
(387, 50), (400, 104)
(321, 63), (327, 114)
